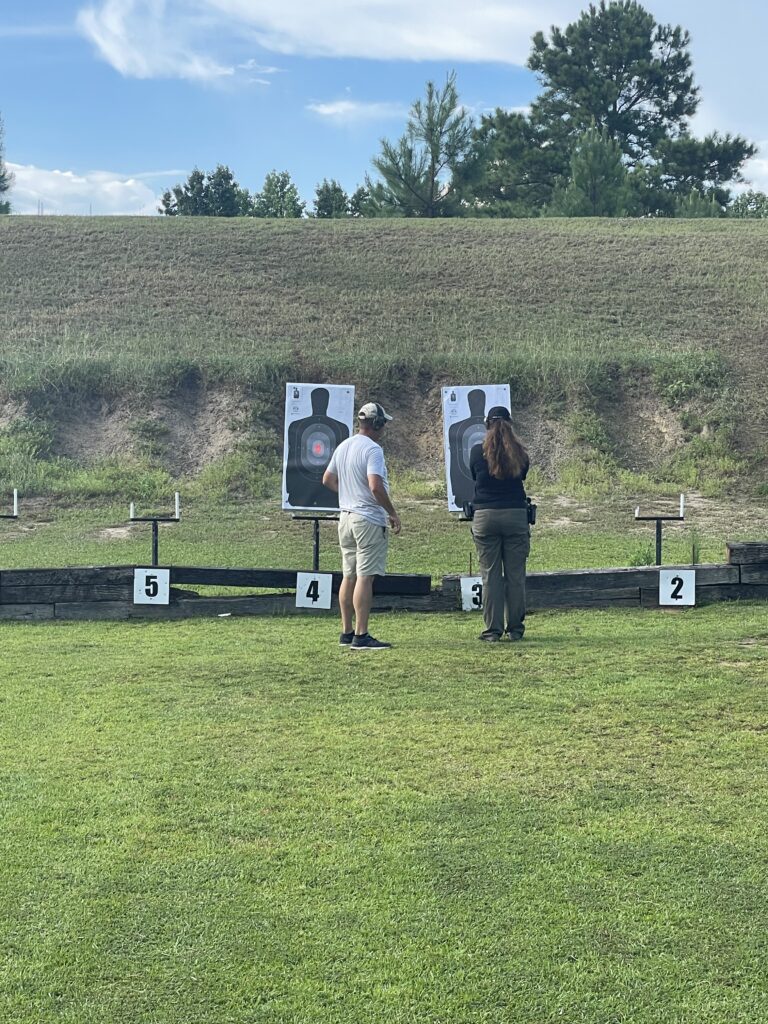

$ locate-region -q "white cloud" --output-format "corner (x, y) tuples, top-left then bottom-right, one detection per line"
(7, 163), (166, 216)
(77, 0), (236, 81)
(306, 100), (408, 124)
(742, 143), (768, 194)
(76, 0), (573, 80)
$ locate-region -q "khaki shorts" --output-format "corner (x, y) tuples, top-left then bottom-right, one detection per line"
(338, 511), (389, 577)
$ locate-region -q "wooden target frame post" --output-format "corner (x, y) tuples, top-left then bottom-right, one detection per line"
(129, 492), (181, 567)
(634, 494), (686, 566)
(0, 489), (19, 522)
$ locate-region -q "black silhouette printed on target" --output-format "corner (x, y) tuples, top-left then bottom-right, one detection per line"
(448, 388), (488, 509)
(285, 387), (349, 509)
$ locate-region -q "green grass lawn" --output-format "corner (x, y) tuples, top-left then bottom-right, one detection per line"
(1, 606), (767, 1023)
(1, 217), (767, 398)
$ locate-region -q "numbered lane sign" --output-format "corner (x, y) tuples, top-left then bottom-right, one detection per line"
(134, 568), (170, 605)
(659, 569), (696, 607)
(296, 572), (333, 610)
(460, 576), (484, 612)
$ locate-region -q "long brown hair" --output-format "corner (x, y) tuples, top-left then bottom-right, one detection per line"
(483, 420), (528, 479)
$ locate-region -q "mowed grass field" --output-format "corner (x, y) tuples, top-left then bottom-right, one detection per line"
(2, 216), (768, 1020)
(1, 217), (767, 396)
(1, 606), (767, 1023)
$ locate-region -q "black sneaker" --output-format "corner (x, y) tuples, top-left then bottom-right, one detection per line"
(339, 631), (355, 646)
(350, 633), (392, 651)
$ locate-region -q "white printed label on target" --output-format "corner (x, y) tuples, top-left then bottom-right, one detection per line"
(659, 569), (696, 607)
(460, 576), (484, 611)
(134, 568), (170, 605)
(296, 572), (333, 610)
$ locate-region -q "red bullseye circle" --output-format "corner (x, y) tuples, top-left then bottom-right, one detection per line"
(312, 441), (325, 456)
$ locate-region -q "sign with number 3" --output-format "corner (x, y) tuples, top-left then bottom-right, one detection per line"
(460, 576), (484, 611)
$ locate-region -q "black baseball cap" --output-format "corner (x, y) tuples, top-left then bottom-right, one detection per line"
(486, 406), (511, 422)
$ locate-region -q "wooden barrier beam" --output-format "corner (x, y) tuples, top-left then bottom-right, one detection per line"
(525, 564), (738, 593)
(740, 563), (768, 585)
(727, 543), (768, 565)
(169, 567), (431, 596)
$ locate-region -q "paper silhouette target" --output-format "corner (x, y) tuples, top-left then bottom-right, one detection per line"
(442, 385), (511, 512)
(283, 384), (354, 511)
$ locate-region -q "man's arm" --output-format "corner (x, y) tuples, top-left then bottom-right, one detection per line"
(368, 474), (401, 534)
(322, 469), (339, 493)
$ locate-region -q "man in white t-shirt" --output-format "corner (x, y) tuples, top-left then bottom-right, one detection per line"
(323, 401), (401, 650)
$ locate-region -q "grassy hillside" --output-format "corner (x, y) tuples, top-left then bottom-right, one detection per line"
(0, 217), (766, 496)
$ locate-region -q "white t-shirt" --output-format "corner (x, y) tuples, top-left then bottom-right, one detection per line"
(327, 434), (389, 526)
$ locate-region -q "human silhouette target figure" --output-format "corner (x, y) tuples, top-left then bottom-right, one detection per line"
(284, 386), (350, 509)
(442, 384), (511, 512)
(447, 388), (488, 509)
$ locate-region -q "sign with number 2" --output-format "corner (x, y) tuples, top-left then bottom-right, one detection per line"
(659, 569), (696, 607)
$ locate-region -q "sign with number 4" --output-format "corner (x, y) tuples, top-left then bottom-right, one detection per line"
(659, 569), (696, 607)
(296, 572), (333, 610)
(134, 568), (170, 605)
(460, 576), (484, 612)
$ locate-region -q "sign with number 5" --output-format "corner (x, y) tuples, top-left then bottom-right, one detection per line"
(296, 572), (333, 610)
(659, 569), (696, 607)
(133, 568), (170, 605)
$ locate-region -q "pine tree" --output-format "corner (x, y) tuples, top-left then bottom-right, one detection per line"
(368, 72), (473, 217)
(547, 125), (635, 216)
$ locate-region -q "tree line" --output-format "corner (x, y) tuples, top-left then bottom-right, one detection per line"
(1, 2), (766, 219)
(158, 3), (767, 219)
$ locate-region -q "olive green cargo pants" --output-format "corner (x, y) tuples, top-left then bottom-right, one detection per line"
(472, 508), (530, 639)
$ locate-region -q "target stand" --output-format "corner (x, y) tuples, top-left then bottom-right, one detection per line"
(129, 492), (181, 567)
(634, 494), (686, 565)
(292, 514), (340, 572)
(0, 489), (19, 522)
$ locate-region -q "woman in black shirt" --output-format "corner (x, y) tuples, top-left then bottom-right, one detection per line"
(470, 406), (530, 642)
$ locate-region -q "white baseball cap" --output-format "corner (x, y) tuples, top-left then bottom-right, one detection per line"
(357, 402), (393, 423)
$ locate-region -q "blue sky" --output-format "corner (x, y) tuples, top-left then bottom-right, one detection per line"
(3, 0), (766, 214)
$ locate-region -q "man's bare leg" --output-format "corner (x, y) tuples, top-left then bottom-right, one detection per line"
(353, 576), (375, 635)
(339, 576), (355, 634)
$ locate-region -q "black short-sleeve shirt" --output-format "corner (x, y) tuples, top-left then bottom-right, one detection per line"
(470, 443), (529, 509)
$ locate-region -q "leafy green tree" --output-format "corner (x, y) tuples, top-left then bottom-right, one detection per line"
(0, 115), (13, 215)
(252, 170), (305, 218)
(313, 179), (349, 218)
(367, 72), (473, 217)
(160, 165), (251, 216)
(729, 190), (768, 219)
(205, 165), (252, 216)
(547, 125), (635, 216)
